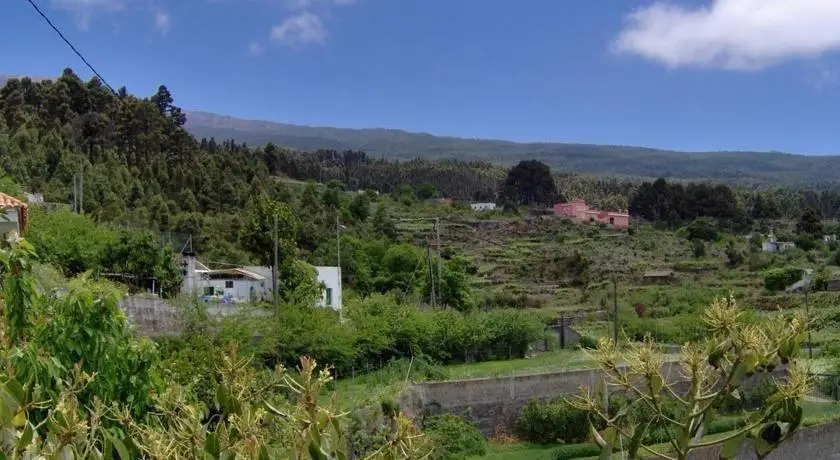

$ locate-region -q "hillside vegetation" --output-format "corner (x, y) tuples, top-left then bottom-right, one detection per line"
(185, 110), (840, 187)
(3, 69), (840, 459)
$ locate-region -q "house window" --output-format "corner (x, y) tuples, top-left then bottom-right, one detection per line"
(609, 217), (615, 225)
(225, 280), (234, 289)
(203, 286), (214, 296)
(325, 288), (333, 306)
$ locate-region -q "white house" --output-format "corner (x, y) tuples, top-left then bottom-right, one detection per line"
(180, 254), (342, 310)
(470, 202), (496, 212)
(762, 240), (796, 253)
(314, 266), (342, 310)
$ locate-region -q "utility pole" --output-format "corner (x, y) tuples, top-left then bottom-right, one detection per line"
(426, 238), (436, 308)
(805, 268), (813, 359)
(435, 218), (442, 288)
(613, 272), (619, 344)
(272, 214), (279, 316)
(72, 174), (77, 213)
(336, 214), (343, 321)
(79, 171), (83, 214)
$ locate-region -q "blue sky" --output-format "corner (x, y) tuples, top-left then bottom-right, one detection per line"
(4, 0), (840, 154)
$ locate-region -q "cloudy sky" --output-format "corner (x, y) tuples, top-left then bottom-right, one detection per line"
(4, 0), (840, 154)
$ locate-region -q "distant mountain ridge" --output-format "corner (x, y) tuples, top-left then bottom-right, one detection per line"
(183, 110), (840, 187)
(3, 73), (839, 186)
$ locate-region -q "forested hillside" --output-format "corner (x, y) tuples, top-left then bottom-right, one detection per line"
(5, 68), (840, 262)
(185, 110), (840, 187)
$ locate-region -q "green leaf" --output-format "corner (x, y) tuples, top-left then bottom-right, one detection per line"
(103, 436), (113, 460)
(105, 432), (130, 460)
(650, 373), (664, 395)
(258, 445), (271, 460)
(11, 410), (25, 428)
(308, 439), (328, 460)
(599, 444), (612, 460)
(628, 423), (648, 458)
(205, 432), (220, 458)
(17, 422), (33, 450)
(729, 362), (747, 387)
(743, 353), (759, 374)
(721, 432), (746, 459)
(601, 426), (618, 446)
(3, 379), (24, 406)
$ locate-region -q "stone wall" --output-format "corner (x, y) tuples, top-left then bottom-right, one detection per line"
(405, 362), (786, 436)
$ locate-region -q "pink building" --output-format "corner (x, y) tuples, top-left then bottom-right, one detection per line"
(553, 199), (630, 229)
(438, 197), (454, 205)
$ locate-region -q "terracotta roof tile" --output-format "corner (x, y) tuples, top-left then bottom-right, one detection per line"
(0, 193), (28, 233)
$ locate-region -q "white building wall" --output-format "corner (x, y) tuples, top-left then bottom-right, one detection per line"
(315, 266), (342, 310)
(195, 278), (267, 303)
(470, 202), (496, 212)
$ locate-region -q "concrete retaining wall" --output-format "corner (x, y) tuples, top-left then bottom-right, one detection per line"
(118, 295), (248, 336)
(683, 422), (840, 460)
(407, 362), (786, 436)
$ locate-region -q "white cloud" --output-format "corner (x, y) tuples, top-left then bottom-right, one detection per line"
(52, 0), (125, 29)
(285, 0), (354, 9)
(154, 9), (170, 35)
(613, 0), (840, 71)
(248, 41), (265, 56)
(270, 12), (326, 47)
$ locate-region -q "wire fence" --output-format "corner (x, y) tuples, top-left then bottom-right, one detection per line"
(806, 373), (840, 403)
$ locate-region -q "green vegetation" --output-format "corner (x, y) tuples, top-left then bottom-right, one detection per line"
(5, 70), (840, 459)
(569, 296), (811, 460)
(184, 111), (840, 188)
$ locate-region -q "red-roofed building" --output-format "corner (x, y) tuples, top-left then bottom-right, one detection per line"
(0, 193), (28, 235)
(553, 199), (629, 229)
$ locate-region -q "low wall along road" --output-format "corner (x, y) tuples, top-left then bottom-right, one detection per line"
(402, 361), (787, 437)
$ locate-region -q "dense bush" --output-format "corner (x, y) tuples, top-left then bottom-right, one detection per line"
(225, 294), (546, 375)
(686, 218), (719, 242)
(623, 314), (708, 344)
(552, 443), (601, 460)
(763, 267), (805, 292)
(424, 415), (487, 460)
(577, 335), (598, 350)
(516, 398), (591, 444)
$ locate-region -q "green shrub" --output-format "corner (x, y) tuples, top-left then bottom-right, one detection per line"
(516, 399), (591, 444)
(552, 443), (601, 460)
(748, 253), (773, 272)
(763, 267), (804, 292)
(795, 235), (817, 251)
(715, 375), (778, 413)
(707, 417), (747, 434)
(691, 239), (706, 258)
(577, 335), (598, 350)
(686, 218), (719, 242)
(424, 415), (487, 460)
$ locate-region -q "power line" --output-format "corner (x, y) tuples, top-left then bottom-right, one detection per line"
(23, 0), (119, 96)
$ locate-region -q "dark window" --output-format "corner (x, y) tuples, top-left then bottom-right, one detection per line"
(225, 280), (234, 289)
(203, 286), (214, 296)
(325, 288), (333, 306)
(609, 217), (615, 225)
